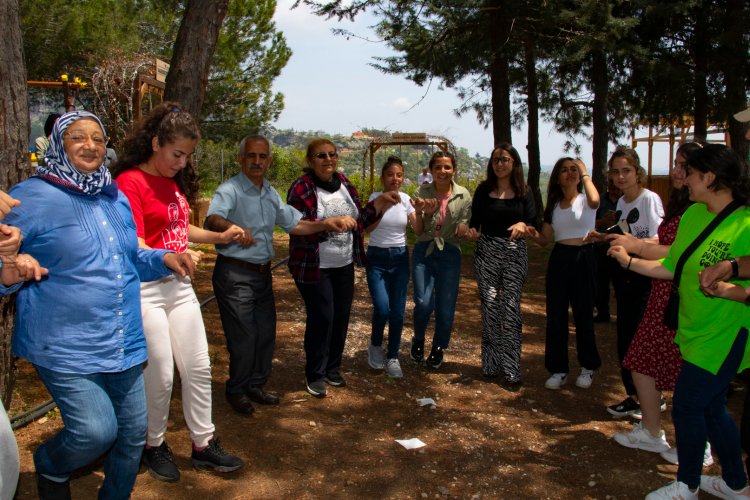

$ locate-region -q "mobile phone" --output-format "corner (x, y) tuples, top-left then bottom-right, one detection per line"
(605, 220), (630, 235)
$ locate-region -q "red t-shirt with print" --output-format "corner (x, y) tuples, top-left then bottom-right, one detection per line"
(117, 168), (189, 252)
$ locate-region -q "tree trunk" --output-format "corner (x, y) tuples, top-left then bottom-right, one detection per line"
(164, 0), (230, 116)
(692, 9), (708, 140)
(721, 0), (748, 160)
(487, 0), (512, 143)
(0, 0), (30, 408)
(523, 34), (543, 226)
(590, 49), (609, 191)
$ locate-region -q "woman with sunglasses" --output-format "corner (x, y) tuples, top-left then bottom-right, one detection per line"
(365, 156), (424, 379)
(609, 144), (750, 500)
(587, 146), (664, 417)
(466, 143), (535, 387)
(113, 102), (245, 482)
(287, 139), (398, 398)
(526, 158), (600, 391)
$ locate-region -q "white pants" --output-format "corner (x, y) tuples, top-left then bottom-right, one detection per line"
(0, 401), (19, 500)
(141, 276), (214, 448)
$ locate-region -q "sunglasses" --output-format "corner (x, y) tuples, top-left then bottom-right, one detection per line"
(314, 152), (338, 160)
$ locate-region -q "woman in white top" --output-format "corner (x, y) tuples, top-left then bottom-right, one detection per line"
(365, 156), (423, 378)
(527, 158), (600, 390)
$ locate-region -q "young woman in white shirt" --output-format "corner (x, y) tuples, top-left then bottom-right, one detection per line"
(527, 158), (600, 390)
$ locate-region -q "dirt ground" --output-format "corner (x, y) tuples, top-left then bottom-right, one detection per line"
(8, 236), (747, 499)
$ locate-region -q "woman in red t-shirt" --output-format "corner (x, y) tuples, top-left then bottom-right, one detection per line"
(113, 102), (245, 482)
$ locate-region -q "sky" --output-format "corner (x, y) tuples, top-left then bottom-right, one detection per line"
(270, 1), (684, 173)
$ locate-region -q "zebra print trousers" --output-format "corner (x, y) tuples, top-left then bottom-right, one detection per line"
(473, 234), (528, 383)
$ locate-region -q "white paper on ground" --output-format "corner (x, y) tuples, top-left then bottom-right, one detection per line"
(417, 397), (436, 407)
(395, 438), (426, 450)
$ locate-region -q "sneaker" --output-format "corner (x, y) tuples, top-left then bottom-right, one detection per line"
(305, 377), (327, 398)
(191, 438), (243, 473)
(410, 338), (424, 362)
(368, 343), (385, 370)
(660, 442), (714, 467)
(385, 358), (403, 378)
(544, 373), (568, 390)
(576, 368), (594, 389)
(645, 481), (699, 500)
(142, 441), (180, 482)
(425, 346), (444, 369)
(324, 371), (346, 387)
(607, 396), (640, 417)
(632, 396), (668, 419)
(612, 422), (670, 452)
(36, 474), (71, 500)
(700, 475), (750, 499)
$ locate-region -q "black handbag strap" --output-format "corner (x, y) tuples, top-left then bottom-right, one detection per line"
(672, 199), (742, 286)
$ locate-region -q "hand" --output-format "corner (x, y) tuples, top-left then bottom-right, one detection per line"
(186, 248), (204, 265)
(373, 191), (400, 213)
(507, 222), (527, 241)
(583, 230), (607, 243)
(574, 159), (589, 178)
(526, 226), (540, 239)
(421, 198), (439, 216)
(607, 245), (631, 268)
(0, 191), (20, 220)
(219, 224), (246, 244)
(464, 227), (481, 241)
(164, 252), (196, 279)
(599, 211), (617, 228)
(410, 197), (426, 211)
(325, 216), (357, 233)
(699, 259), (733, 293)
(606, 232), (638, 252)
(236, 228), (257, 247)
(9, 254), (48, 282)
(0, 225), (22, 255)
(455, 223), (470, 239)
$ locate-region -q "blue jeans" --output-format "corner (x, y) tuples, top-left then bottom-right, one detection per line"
(412, 241), (462, 349)
(34, 364), (147, 500)
(674, 328), (748, 490)
(366, 246), (410, 359)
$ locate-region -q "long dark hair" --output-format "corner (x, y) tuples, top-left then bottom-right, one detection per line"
(477, 142), (526, 197)
(686, 143), (750, 205)
(111, 101), (201, 204)
(663, 142), (702, 222)
(543, 157), (578, 223)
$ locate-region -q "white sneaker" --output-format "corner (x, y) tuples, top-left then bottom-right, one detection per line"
(384, 358), (403, 379)
(575, 368), (594, 389)
(660, 442), (714, 467)
(544, 373), (567, 390)
(645, 481), (699, 500)
(367, 344), (385, 370)
(613, 422), (670, 452)
(700, 475), (750, 499)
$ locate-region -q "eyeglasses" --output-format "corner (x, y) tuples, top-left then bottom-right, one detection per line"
(314, 152), (338, 160)
(492, 156), (512, 164)
(64, 132), (106, 146)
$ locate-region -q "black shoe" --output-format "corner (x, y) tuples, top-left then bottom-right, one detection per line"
(324, 372), (346, 387)
(246, 387), (280, 405)
(410, 338), (425, 362)
(36, 474), (71, 500)
(191, 438), (243, 473)
(142, 441), (180, 482)
(607, 396), (640, 417)
(305, 377), (327, 398)
(226, 392), (255, 415)
(502, 377), (523, 392)
(425, 346), (444, 369)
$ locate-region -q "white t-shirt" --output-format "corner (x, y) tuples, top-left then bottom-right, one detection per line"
(316, 186), (358, 268)
(551, 193), (597, 241)
(615, 188), (664, 239)
(418, 172), (432, 185)
(367, 191), (414, 247)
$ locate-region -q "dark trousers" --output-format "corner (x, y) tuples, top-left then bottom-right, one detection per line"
(594, 243), (613, 318)
(295, 264), (355, 382)
(544, 244), (601, 374)
(610, 260), (651, 396)
(212, 257), (276, 395)
(674, 328), (748, 490)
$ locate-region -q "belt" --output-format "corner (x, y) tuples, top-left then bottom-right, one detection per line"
(217, 254), (272, 273)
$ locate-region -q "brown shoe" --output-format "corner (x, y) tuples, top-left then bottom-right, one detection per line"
(246, 387), (280, 405)
(226, 392), (255, 415)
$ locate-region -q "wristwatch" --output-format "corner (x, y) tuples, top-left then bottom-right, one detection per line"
(728, 257), (739, 279)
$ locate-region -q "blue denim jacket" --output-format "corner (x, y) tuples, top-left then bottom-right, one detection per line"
(1, 177), (171, 374)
